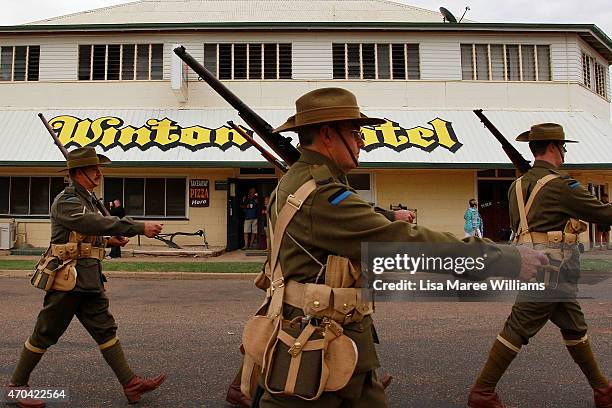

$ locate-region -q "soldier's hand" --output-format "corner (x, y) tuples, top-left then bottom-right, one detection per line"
(144, 222), (163, 238)
(516, 245), (549, 281)
(394, 210), (416, 223)
(108, 236), (129, 247)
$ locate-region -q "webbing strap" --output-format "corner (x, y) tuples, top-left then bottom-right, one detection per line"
(267, 180), (318, 318)
(514, 174), (560, 242)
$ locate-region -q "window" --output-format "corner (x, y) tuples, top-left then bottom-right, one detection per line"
(461, 44), (551, 81)
(0, 176), (65, 216)
(0, 45), (40, 81)
(203, 43), (292, 80)
(78, 44), (163, 81)
(347, 173), (374, 203)
(582, 51), (609, 99)
(333, 43), (420, 80)
(103, 177), (186, 218)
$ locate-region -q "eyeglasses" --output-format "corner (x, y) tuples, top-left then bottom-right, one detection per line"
(331, 124), (365, 141)
(350, 129), (365, 141)
(558, 143), (567, 153)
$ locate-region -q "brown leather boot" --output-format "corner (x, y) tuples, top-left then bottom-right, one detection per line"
(381, 374), (393, 389)
(225, 381), (252, 407)
(122, 373), (166, 404)
(5, 384), (46, 408)
(467, 385), (507, 408)
(595, 382), (612, 408)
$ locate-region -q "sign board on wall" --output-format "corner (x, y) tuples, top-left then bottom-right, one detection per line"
(189, 179), (209, 207)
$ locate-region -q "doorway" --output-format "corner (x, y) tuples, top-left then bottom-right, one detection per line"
(478, 180), (513, 242)
(226, 178), (278, 251)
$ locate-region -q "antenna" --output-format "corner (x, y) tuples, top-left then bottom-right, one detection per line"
(458, 6), (470, 23)
(439, 6), (457, 23)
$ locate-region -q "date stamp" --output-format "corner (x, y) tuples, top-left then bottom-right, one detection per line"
(3, 387), (70, 403)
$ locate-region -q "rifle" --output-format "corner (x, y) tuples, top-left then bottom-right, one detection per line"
(473, 109), (531, 175)
(173, 45), (300, 165)
(227, 121), (288, 172)
(38, 113), (112, 217)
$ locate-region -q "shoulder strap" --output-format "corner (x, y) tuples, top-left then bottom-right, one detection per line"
(267, 179), (317, 318)
(514, 174), (560, 242)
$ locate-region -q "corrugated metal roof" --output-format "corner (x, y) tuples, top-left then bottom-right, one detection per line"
(27, 0), (444, 25)
(1, 108), (610, 169)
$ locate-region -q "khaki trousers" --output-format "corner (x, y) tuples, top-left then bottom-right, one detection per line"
(503, 301), (588, 345)
(29, 290), (118, 349)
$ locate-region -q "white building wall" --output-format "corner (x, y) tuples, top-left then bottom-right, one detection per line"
(0, 30), (610, 119)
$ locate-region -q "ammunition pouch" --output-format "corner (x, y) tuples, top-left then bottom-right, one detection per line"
(51, 243), (106, 261)
(30, 232), (104, 292)
(517, 231), (580, 289)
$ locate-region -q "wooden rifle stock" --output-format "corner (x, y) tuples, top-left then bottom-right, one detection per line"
(227, 121), (288, 173)
(38, 113), (112, 216)
(173, 45), (300, 165)
(473, 109), (531, 175)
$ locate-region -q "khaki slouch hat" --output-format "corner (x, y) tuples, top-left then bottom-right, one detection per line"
(274, 87), (386, 133)
(516, 123), (578, 143)
(61, 147), (111, 171)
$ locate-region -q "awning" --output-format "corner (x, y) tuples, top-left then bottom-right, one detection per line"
(1, 108), (611, 169)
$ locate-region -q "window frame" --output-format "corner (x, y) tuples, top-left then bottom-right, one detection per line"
(103, 176), (188, 219)
(0, 45), (40, 82)
(461, 43), (551, 82)
(582, 50), (609, 100)
(332, 43), (420, 80)
(78, 43), (164, 81)
(0, 176), (66, 217)
(203, 42), (292, 80)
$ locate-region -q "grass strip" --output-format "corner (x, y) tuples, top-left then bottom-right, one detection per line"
(0, 260), (263, 273)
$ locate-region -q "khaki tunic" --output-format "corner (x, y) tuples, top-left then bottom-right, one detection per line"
(504, 160), (612, 345)
(50, 182), (144, 292)
(261, 149), (521, 405)
(29, 181), (145, 349)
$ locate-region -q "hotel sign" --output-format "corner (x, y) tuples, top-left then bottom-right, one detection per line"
(48, 115), (463, 153)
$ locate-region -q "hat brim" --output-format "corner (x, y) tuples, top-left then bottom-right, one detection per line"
(515, 130), (578, 143)
(274, 113), (386, 133)
(59, 154), (111, 172)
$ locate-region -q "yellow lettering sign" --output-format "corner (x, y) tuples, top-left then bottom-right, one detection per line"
(48, 116), (462, 154)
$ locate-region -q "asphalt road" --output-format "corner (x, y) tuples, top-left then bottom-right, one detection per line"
(1, 277), (610, 408)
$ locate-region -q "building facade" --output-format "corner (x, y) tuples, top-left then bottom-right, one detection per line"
(1, 0), (611, 250)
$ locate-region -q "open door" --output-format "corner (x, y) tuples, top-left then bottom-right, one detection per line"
(226, 178), (240, 251)
(478, 180), (513, 243)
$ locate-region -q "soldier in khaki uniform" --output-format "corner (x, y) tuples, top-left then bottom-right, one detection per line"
(7, 148), (166, 408)
(468, 124), (612, 408)
(244, 88), (548, 408)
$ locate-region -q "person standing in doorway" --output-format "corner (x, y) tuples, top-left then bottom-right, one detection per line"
(241, 188), (258, 249)
(595, 193), (610, 250)
(464, 199), (483, 238)
(109, 199), (126, 258)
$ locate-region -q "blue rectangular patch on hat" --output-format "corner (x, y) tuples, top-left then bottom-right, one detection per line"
(328, 188), (352, 206)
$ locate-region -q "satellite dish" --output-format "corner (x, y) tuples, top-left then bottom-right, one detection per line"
(439, 6), (458, 23)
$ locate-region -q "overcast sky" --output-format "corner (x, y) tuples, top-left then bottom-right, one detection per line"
(1, 0), (611, 35)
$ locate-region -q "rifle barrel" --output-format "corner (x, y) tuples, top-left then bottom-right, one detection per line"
(173, 45), (300, 165)
(473, 109), (531, 175)
(38, 113), (69, 159)
(38, 113), (112, 217)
